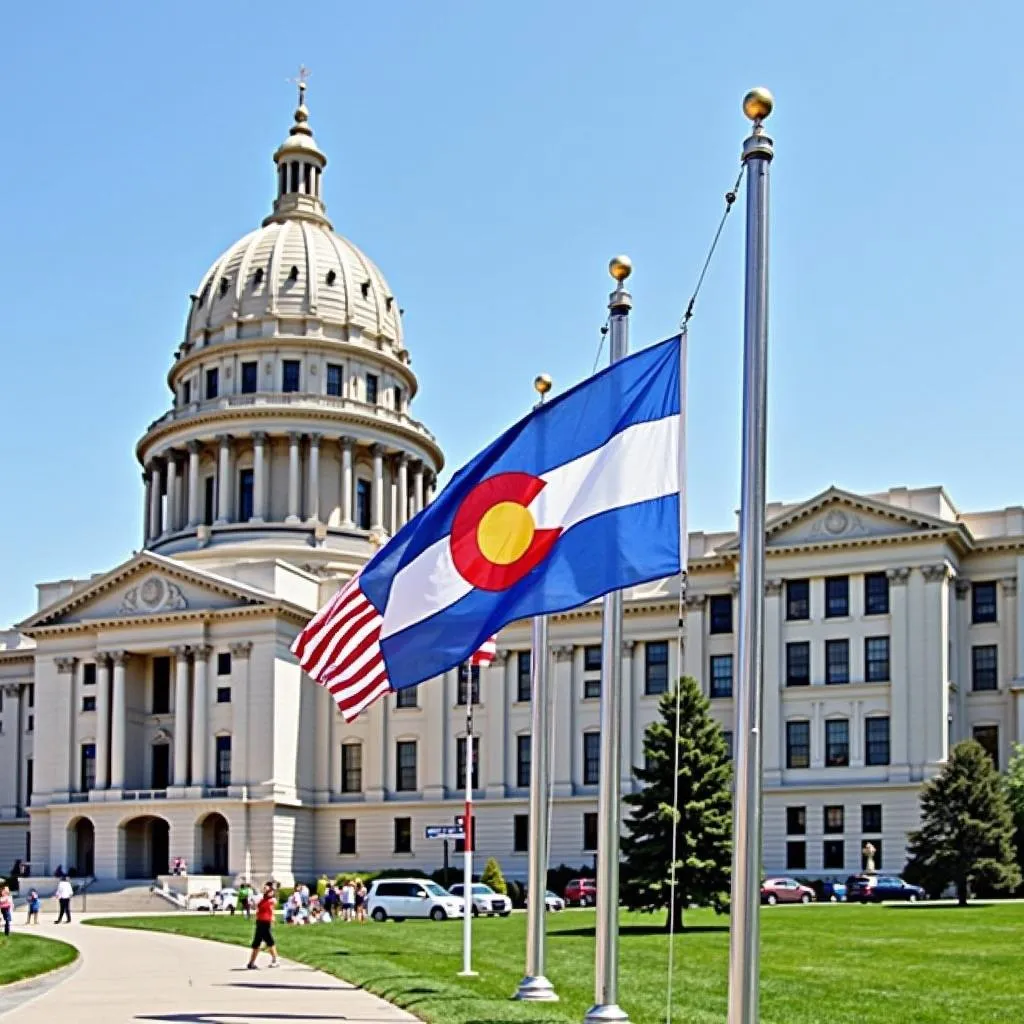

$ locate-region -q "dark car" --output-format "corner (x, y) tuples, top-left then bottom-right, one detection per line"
(847, 875), (925, 903)
(760, 877), (815, 905)
(564, 878), (597, 907)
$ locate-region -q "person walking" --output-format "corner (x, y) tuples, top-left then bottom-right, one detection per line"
(54, 876), (74, 924)
(355, 880), (368, 923)
(0, 885), (12, 937)
(238, 880), (252, 919)
(246, 882), (280, 970)
(26, 889), (40, 925)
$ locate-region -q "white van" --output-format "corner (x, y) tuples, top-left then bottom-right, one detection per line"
(366, 878), (466, 921)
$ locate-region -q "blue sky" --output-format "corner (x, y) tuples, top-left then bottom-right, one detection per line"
(1, 2), (1021, 627)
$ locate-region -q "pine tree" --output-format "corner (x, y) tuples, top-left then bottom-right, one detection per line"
(480, 857), (508, 895)
(620, 676), (732, 931)
(905, 740), (1020, 906)
(1002, 743), (1024, 892)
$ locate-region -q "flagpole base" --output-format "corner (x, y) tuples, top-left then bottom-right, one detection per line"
(514, 975), (559, 1001)
(458, 970), (479, 977)
(584, 1003), (630, 1024)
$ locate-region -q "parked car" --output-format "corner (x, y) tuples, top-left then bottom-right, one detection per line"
(821, 880), (847, 903)
(524, 889), (566, 912)
(760, 878), (815, 905)
(366, 878), (466, 922)
(847, 875), (925, 903)
(448, 883), (512, 917)
(564, 878), (597, 907)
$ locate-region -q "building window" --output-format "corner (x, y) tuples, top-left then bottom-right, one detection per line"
(356, 479), (372, 530)
(215, 652), (231, 676)
(825, 719), (850, 767)
(216, 687), (231, 704)
(786, 579), (810, 621)
(644, 641), (669, 696)
(151, 744), (170, 789)
(457, 663), (480, 705)
(823, 806), (844, 834)
(238, 468), (254, 521)
(26, 715), (33, 733)
(82, 696), (96, 712)
(517, 651), (532, 702)
(241, 361), (258, 394)
(825, 639), (849, 685)
(865, 717), (890, 766)
(709, 655), (733, 698)
(25, 760), (32, 806)
(182, 379), (192, 405)
(396, 741), (417, 791)
(861, 840), (882, 870)
(80, 744), (96, 792)
(456, 737), (480, 789)
(786, 642), (810, 686)
(517, 735), (531, 788)
(786, 806), (806, 835)
(823, 840), (845, 870)
(326, 363), (343, 397)
(864, 637), (890, 682)
(204, 476), (216, 526)
(583, 644), (602, 698)
(723, 730), (733, 760)
(583, 812), (599, 852)
(215, 735), (231, 787)
(864, 572), (889, 615)
(342, 743), (362, 793)
(973, 725), (999, 769)
(83, 663), (96, 686)
(786, 841), (806, 871)
(339, 819), (357, 855)
(282, 359), (301, 392)
(152, 656), (171, 714)
(972, 645), (998, 691)
(972, 582), (997, 624)
(365, 373), (379, 405)
(394, 817), (412, 854)
(786, 721), (810, 769)
(205, 367), (219, 400)
(583, 732), (601, 785)
(825, 576), (849, 618)
(395, 687), (418, 709)
(709, 594), (733, 634)
(392, 384), (403, 410)
(27, 685), (33, 709)
(862, 804), (883, 834)
(514, 814), (529, 853)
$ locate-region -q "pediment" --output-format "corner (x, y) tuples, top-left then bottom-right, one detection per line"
(20, 553), (276, 630)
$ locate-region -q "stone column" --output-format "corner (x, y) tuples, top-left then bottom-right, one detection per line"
(307, 433), (321, 522)
(142, 471), (152, 545)
(327, 701), (339, 798)
(485, 652), (510, 798)
(252, 432), (267, 522)
(920, 564), (952, 772)
(215, 435), (233, 524)
(149, 460), (163, 539)
(413, 462), (425, 514)
(887, 567), (911, 780)
(620, 640), (636, 793)
(110, 651), (127, 790)
(339, 437), (355, 528)
(1002, 577), (1018, 687)
(1016, 556), (1024, 687)
(315, 686), (331, 800)
(171, 646), (191, 787)
(953, 579), (971, 744)
(2, 684), (21, 811)
(763, 580), (783, 780)
(187, 441), (202, 527)
(425, 475), (436, 505)
(552, 645), (574, 796)
(191, 645), (211, 787)
(286, 432), (302, 522)
(396, 454), (409, 529)
(810, 700), (824, 769)
(95, 653), (111, 790)
(229, 642), (252, 789)
(363, 701), (385, 803)
(371, 445), (385, 532)
(165, 454), (179, 533)
(683, 593), (706, 687)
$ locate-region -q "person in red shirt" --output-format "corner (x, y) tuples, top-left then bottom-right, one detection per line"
(247, 882), (280, 970)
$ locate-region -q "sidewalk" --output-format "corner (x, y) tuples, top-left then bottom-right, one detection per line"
(0, 916), (420, 1023)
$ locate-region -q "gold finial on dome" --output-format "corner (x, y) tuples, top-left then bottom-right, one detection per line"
(288, 65), (313, 134)
(609, 255), (632, 282)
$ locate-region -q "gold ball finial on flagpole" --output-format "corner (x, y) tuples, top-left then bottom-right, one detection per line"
(609, 255), (632, 282)
(743, 87), (774, 122)
(534, 373), (552, 396)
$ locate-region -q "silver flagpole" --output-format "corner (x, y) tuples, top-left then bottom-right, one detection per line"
(726, 87), (774, 1024)
(584, 255), (632, 1024)
(515, 373), (558, 1003)
(459, 663), (477, 977)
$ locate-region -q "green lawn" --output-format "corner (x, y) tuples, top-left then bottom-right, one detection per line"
(0, 933), (78, 986)
(93, 903), (1024, 1024)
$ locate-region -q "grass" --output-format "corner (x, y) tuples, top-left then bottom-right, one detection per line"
(92, 903), (1024, 1024)
(0, 933), (78, 986)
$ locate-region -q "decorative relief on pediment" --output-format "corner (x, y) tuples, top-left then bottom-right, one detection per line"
(770, 503), (920, 546)
(120, 576), (188, 615)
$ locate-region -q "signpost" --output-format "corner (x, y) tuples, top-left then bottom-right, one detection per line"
(424, 823), (466, 892)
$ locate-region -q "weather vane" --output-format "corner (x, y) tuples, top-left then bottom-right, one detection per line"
(288, 65), (311, 104)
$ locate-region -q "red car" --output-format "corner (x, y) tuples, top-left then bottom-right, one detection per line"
(563, 878), (597, 907)
(760, 877), (815, 905)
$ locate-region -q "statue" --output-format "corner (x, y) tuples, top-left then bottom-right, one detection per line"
(862, 841), (877, 874)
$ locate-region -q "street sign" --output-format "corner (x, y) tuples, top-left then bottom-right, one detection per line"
(425, 825), (465, 840)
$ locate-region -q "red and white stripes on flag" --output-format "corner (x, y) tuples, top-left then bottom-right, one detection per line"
(292, 571), (498, 721)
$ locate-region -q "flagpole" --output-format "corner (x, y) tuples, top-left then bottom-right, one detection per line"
(460, 662), (477, 977)
(584, 255), (632, 1024)
(727, 87), (774, 1024)
(515, 373), (558, 1003)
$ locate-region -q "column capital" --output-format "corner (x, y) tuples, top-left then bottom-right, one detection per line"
(95, 651), (111, 666)
(288, 431), (303, 444)
(495, 648), (512, 665)
(187, 439), (203, 454)
(308, 432), (322, 446)
(622, 639), (636, 656)
(1000, 577), (1018, 597)
(396, 450), (409, 466)
(54, 656), (78, 674)
(553, 644), (574, 661)
(729, 580), (741, 596)
(370, 443), (386, 458)
(954, 578), (971, 598)
(339, 435), (356, 450)
(168, 644), (192, 659)
(251, 431), (268, 445)
(216, 433), (233, 447)
(110, 650), (129, 666)
(765, 578), (783, 596)
(230, 641), (253, 658)
(921, 563), (952, 583)
(684, 592), (706, 609)
(1, 683), (21, 698)
(193, 643), (213, 659)
(886, 566), (911, 584)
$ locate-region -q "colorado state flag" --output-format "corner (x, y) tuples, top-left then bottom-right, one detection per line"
(294, 334), (685, 719)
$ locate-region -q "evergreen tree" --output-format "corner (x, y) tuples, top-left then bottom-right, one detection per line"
(480, 857), (507, 895)
(620, 676), (732, 931)
(1002, 743), (1024, 892)
(904, 740), (1020, 906)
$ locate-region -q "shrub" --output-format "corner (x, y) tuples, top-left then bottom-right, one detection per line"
(480, 857), (508, 895)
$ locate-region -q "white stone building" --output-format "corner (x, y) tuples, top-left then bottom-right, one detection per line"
(1, 91), (1022, 888)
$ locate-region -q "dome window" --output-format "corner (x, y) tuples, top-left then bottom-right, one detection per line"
(385, 296), (394, 312)
(360, 280), (371, 299)
(326, 269), (337, 286)
(288, 265), (300, 282)
(253, 268), (264, 287)
(219, 278), (230, 297)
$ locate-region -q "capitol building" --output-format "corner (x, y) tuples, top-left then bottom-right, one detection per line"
(1, 90), (1022, 889)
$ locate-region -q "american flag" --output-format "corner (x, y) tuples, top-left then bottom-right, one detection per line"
(292, 571), (497, 721)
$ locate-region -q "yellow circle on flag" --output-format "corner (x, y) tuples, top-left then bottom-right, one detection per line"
(477, 501), (536, 566)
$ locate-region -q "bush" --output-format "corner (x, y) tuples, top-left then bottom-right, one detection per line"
(480, 857), (508, 895)
(276, 886), (294, 907)
(506, 879), (526, 908)
(316, 876), (329, 899)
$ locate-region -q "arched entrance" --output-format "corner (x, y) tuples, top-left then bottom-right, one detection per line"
(121, 815), (170, 879)
(68, 817), (95, 877)
(197, 813), (230, 876)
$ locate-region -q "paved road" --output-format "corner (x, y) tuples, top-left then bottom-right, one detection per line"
(0, 916), (419, 1023)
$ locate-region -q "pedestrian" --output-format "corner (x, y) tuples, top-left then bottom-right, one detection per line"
(246, 882), (280, 970)
(340, 879), (354, 922)
(55, 875), (74, 924)
(238, 880), (252, 919)
(26, 889), (40, 925)
(355, 880), (367, 923)
(0, 885), (12, 937)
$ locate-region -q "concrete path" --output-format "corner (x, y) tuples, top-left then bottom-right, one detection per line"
(0, 915), (420, 1023)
